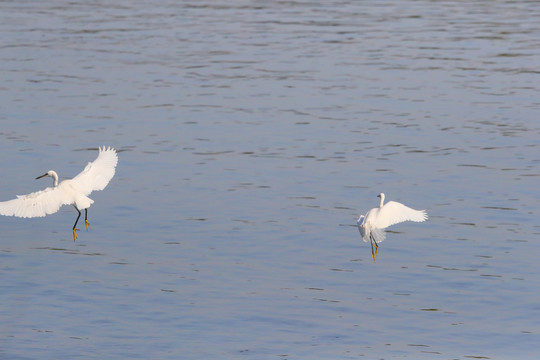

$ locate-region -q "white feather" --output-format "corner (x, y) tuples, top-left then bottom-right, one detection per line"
(72, 146), (118, 195)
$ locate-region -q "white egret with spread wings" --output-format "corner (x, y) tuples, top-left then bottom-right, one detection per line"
(0, 146), (118, 240)
(357, 193), (427, 261)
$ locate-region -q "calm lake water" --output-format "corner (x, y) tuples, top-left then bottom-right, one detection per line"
(1, 1), (539, 359)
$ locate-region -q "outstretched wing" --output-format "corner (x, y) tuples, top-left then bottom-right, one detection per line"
(72, 146), (118, 195)
(374, 201), (428, 229)
(0, 187), (70, 218)
(357, 215), (366, 240)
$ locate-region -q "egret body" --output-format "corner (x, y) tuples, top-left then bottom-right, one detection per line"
(0, 146), (118, 240)
(357, 193), (427, 261)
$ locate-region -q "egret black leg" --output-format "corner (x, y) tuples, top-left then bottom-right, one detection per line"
(370, 234), (376, 261)
(84, 209), (90, 231)
(73, 207), (81, 241)
(369, 234), (379, 261)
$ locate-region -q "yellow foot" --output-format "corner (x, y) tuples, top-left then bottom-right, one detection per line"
(85, 219), (91, 231)
(73, 228), (79, 241)
(371, 243), (379, 261)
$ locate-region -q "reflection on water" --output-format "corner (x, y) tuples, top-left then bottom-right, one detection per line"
(1, 0), (540, 359)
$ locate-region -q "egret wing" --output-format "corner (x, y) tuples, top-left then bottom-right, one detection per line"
(357, 215), (366, 240)
(374, 201), (427, 229)
(72, 146), (118, 195)
(0, 186), (70, 218)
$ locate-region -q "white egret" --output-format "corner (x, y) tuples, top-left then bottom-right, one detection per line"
(0, 146), (118, 241)
(357, 193), (427, 261)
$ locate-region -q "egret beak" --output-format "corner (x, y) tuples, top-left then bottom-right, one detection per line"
(36, 173), (48, 180)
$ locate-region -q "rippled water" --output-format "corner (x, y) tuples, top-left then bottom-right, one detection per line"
(1, 1), (539, 359)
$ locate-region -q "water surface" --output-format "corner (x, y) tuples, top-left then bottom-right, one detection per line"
(1, 1), (539, 359)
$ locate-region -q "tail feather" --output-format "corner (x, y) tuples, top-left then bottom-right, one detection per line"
(371, 228), (386, 243)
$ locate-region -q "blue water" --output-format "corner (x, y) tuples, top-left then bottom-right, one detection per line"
(1, 1), (539, 359)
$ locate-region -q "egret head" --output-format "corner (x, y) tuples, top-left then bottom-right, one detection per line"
(36, 170), (59, 186)
(36, 170), (54, 179)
